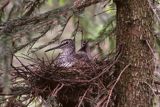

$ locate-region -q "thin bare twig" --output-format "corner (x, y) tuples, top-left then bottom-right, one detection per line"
(30, 15), (72, 53)
(145, 40), (154, 56)
(23, 0), (46, 17)
(106, 63), (131, 107)
(89, 48), (122, 82)
(14, 25), (51, 53)
(78, 86), (90, 107)
(143, 81), (156, 96)
(51, 83), (64, 97)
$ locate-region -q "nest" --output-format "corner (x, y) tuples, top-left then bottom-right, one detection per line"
(12, 57), (116, 107)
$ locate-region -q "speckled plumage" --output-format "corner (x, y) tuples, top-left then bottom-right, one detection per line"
(46, 39), (76, 67)
(54, 47), (76, 67)
(45, 39), (93, 67)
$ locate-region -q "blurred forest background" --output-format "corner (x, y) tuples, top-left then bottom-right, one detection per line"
(0, 0), (159, 107)
(0, 0), (116, 62)
(0, 0), (116, 106)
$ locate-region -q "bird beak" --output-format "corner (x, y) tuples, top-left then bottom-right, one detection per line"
(45, 42), (67, 52)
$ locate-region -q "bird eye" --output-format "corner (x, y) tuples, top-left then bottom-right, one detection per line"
(82, 41), (87, 45)
(61, 41), (69, 45)
(65, 41), (68, 44)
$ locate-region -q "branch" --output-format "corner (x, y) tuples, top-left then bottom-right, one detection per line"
(0, 0), (103, 36)
(0, 86), (30, 96)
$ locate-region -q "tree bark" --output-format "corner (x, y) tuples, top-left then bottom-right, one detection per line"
(114, 0), (154, 107)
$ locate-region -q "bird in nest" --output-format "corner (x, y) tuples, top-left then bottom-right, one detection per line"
(45, 39), (92, 68)
(77, 40), (92, 61)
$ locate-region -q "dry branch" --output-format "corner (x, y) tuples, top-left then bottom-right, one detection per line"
(0, 0), (103, 36)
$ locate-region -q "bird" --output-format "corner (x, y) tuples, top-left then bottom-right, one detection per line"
(77, 40), (92, 62)
(45, 39), (77, 68)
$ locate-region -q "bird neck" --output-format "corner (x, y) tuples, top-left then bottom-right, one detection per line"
(61, 48), (75, 56)
(79, 46), (85, 52)
(79, 45), (92, 60)
(79, 44), (89, 52)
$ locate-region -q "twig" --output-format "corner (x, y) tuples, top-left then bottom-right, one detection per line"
(145, 40), (154, 56)
(78, 86), (90, 107)
(93, 8), (115, 17)
(143, 81), (156, 96)
(30, 15), (72, 53)
(51, 83), (64, 97)
(0, 86), (30, 96)
(106, 63), (130, 107)
(89, 60), (116, 82)
(23, 0), (46, 17)
(14, 25), (51, 53)
(89, 47), (122, 82)
(95, 95), (108, 107)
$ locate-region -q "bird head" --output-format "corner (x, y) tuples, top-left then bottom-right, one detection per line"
(45, 39), (75, 52)
(79, 40), (89, 52)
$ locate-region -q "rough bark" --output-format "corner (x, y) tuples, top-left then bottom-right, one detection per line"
(114, 0), (154, 107)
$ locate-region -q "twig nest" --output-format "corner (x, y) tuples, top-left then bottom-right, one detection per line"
(14, 58), (115, 106)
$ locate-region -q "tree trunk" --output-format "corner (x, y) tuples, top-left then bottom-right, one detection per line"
(114, 0), (154, 107)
